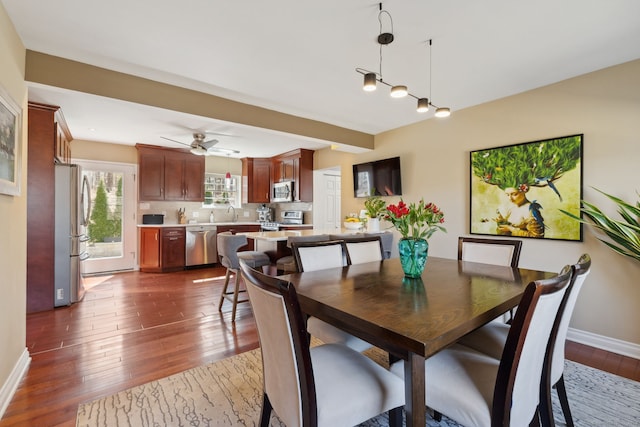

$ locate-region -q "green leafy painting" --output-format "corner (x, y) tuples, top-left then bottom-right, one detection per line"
(470, 134), (583, 241)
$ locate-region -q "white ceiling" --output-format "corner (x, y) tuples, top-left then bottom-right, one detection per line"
(3, 0), (640, 157)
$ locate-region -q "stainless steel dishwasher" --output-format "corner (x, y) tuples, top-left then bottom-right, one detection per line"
(185, 225), (217, 266)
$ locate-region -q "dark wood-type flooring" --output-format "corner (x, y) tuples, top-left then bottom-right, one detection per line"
(2, 267), (639, 426)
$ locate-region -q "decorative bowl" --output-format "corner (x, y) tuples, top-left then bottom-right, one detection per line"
(343, 221), (362, 230)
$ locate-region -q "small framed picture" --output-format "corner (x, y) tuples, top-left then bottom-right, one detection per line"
(470, 134), (583, 241)
(0, 85), (22, 196)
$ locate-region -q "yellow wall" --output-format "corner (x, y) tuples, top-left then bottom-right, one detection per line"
(318, 59), (640, 346)
(0, 2), (28, 395)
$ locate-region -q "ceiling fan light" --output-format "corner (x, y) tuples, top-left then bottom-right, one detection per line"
(417, 98), (429, 113)
(190, 146), (206, 155)
(435, 107), (451, 118)
(390, 85), (408, 98)
(363, 73), (377, 91)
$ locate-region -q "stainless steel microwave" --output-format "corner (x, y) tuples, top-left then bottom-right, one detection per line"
(272, 181), (294, 202)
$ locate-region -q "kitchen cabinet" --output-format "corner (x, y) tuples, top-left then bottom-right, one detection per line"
(137, 144), (205, 201)
(272, 148), (314, 202)
(241, 158), (271, 203)
(139, 227), (186, 272)
(26, 102), (73, 313)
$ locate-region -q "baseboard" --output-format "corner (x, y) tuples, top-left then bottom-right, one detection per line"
(567, 327), (640, 360)
(0, 348), (31, 419)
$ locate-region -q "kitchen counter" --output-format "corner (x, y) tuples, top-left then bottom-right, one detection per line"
(241, 228), (382, 241)
(137, 222), (314, 228)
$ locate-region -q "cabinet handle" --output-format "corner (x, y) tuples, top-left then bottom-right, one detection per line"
(169, 237), (179, 241)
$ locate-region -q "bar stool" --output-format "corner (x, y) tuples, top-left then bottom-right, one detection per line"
(217, 232), (271, 322)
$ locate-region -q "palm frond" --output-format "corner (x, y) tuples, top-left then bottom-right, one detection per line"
(561, 188), (640, 263)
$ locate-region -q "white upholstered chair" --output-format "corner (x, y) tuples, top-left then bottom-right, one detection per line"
(217, 232), (271, 322)
(458, 254), (591, 427)
(239, 260), (405, 427)
(458, 236), (522, 267)
(275, 234), (330, 274)
(343, 235), (385, 265)
(459, 236), (523, 322)
(291, 240), (373, 352)
(391, 264), (574, 427)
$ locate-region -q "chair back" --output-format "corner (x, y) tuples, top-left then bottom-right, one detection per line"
(292, 240), (347, 272)
(549, 254), (591, 383)
(492, 264), (573, 425)
(239, 260), (315, 427)
(217, 232), (248, 269)
(458, 237), (522, 267)
(286, 234), (330, 248)
(344, 236), (384, 264)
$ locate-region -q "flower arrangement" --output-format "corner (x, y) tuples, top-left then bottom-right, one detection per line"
(385, 199), (446, 240)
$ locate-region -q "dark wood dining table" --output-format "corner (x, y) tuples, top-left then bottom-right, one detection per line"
(280, 256), (555, 427)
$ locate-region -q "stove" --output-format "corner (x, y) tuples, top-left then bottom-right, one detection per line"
(260, 222), (280, 231)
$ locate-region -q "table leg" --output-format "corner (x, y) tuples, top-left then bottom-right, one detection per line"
(404, 352), (425, 427)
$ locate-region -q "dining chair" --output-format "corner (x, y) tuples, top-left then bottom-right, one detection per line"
(343, 235), (385, 265)
(291, 240), (373, 352)
(329, 232), (393, 259)
(458, 236), (523, 267)
(391, 264), (574, 427)
(458, 254), (592, 427)
(459, 236), (523, 323)
(217, 232), (271, 322)
(239, 260), (405, 427)
(275, 234), (330, 274)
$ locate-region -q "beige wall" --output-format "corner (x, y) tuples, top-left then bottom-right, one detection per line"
(318, 59), (640, 346)
(0, 2), (28, 396)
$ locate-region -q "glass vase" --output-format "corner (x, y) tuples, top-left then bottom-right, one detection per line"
(398, 237), (429, 278)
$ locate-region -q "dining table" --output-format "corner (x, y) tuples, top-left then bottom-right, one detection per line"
(280, 256), (556, 426)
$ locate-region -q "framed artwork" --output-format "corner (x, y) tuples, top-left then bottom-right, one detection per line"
(0, 85), (22, 196)
(470, 134), (583, 241)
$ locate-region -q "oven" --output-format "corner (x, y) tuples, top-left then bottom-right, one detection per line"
(272, 181), (294, 202)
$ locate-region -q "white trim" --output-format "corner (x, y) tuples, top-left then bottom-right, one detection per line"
(567, 327), (640, 360)
(0, 348), (31, 419)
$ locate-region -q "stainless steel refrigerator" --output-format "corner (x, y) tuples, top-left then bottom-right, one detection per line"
(54, 164), (91, 307)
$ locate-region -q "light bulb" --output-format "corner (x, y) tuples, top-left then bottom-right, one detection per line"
(390, 85), (408, 98)
(417, 98), (429, 113)
(434, 107), (451, 118)
(363, 73), (377, 91)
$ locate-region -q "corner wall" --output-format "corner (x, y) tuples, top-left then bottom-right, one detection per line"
(0, 2), (28, 416)
(319, 59), (640, 349)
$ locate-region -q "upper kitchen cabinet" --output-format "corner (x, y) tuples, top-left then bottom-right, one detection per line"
(241, 157), (271, 204)
(137, 144), (205, 201)
(272, 149), (314, 202)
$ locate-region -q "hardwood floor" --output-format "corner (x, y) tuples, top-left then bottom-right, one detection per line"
(2, 267), (639, 426)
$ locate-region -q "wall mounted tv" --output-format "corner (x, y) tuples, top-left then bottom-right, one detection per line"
(353, 156), (402, 197)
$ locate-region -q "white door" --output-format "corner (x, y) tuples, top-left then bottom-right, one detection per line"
(313, 168), (341, 231)
(76, 160), (137, 274)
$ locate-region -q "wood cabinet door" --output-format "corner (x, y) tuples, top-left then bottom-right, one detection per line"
(252, 159), (271, 203)
(138, 149), (165, 201)
(139, 227), (161, 271)
(183, 155), (204, 201)
(161, 228), (185, 270)
(163, 154), (186, 200)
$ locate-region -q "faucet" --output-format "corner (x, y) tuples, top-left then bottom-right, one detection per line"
(227, 205), (237, 222)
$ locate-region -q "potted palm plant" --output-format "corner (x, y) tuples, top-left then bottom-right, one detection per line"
(364, 192), (386, 232)
(561, 188), (640, 262)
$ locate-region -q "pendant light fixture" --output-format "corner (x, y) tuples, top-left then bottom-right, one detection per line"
(224, 154), (232, 189)
(355, 3), (451, 117)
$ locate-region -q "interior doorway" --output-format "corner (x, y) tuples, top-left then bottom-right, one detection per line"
(76, 160), (137, 274)
(313, 167), (341, 231)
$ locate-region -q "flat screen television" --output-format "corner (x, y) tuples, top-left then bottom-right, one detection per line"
(353, 156), (402, 197)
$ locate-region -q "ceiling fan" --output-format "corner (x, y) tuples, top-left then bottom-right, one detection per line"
(160, 132), (240, 156)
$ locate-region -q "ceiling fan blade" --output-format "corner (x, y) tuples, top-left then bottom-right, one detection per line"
(207, 146), (240, 155)
(201, 139), (219, 149)
(160, 136), (192, 147)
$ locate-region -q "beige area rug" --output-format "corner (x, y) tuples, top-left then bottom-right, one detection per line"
(77, 345), (640, 427)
